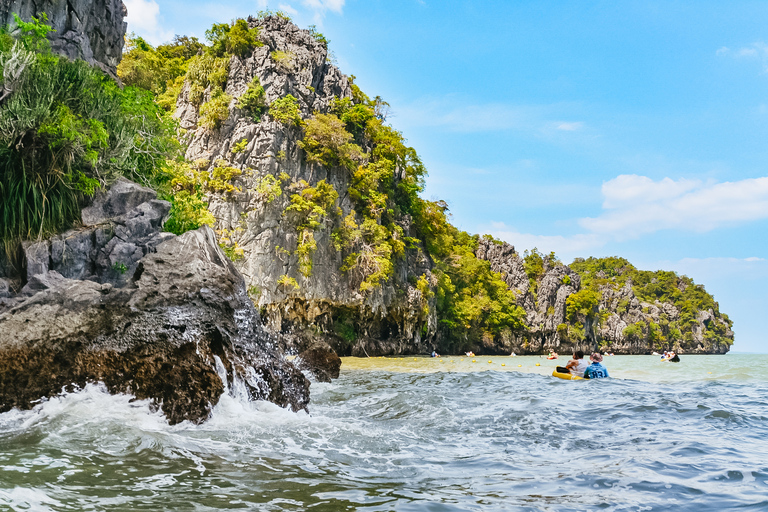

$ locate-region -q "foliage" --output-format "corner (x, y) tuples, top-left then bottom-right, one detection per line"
(269, 94), (302, 125)
(198, 88), (231, 129)
(236, 77), (266, 121)
(270, 50), (295, 72)
(162, 160), (216, 235)
(565, 289), (601, 322)
(231, 138), (248, 154)
(299, 113), (366, 170)
(217, 227), (245, 260)
(255, 9), (292, 20)
(277, 274), (300, 292)
(206, 19), (262, 59)
(184, 52), (227, 104)
(252, 173), (286, 204)
(307, 25), (329, 47)
(284, 179), (340, 277)
(0, 16), (178, 245)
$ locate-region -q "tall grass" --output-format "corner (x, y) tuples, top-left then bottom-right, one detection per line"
(0, 14), (178, 246)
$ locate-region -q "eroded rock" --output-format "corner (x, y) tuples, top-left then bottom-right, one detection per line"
(0, 181), (309, 424)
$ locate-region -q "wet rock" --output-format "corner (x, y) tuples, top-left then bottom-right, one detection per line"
(0, 180), (310, 424)
(296, 343), (341, 382)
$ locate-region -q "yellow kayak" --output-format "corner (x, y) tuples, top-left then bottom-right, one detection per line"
(552, 370), (584, 380)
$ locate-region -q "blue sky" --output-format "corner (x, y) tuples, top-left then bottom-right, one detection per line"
(125, 0), (768, 352)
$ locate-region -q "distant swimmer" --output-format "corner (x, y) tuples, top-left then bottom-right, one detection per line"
(431, 351), (440, 358)
(466, 351), (475, 357)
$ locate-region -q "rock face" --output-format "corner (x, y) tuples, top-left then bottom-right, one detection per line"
(177, 16), (433, 357)
(0, 180), (309, 424)
(475, 238), (733, 355)
(0, 0), (127, 78)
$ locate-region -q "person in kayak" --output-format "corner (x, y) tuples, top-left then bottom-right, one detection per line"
(583, 352), (610, 379)
(556, 350), (588, 376)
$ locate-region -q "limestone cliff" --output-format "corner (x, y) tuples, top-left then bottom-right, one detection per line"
(176, 16), (434, 356)
(170, 15), (733, 357)
(0, 0), (127, 77)
(475, 238), (733, 355)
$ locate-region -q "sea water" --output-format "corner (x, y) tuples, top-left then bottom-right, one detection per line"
(1, 354), (767, 511)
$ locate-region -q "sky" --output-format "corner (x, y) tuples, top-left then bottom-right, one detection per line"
(124, 0), (768, 353)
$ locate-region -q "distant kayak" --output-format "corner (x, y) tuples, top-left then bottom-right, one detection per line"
(547, 356), (558, 360)
(552, 370), (584, 380)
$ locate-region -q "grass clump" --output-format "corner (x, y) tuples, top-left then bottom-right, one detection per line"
(0, 13), (177, 245)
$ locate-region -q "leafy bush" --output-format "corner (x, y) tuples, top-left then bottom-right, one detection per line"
(270, 50), (295, 72)
(277, 274), (300, 292)
(298, 113), (366, 170)
(162, 161), (215, 235)
(198, 88), (232, 129)
(236, 77), (266, 121)
(565, 289), (601, 322)
(307, 25), (329, 47)
(284, 179), (340, 277)
(206, 19), (262, 59)
(269, 94), (302, 125)
(231, 138), (248, 154)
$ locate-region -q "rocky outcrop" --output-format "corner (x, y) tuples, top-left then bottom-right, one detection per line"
(177, 16), (433, 357)
(295, 342), (341, 382)
(0, 180), (309, 424)
(475, 238), (733, 355)
(1, 0), (127, 78)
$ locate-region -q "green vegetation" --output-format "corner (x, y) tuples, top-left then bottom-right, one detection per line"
(571, 256), (733, 348)
(198, 88), (232, 129)
(270, 50), (295, 72)
(0, 14), (177, 247)
(231, 138), (248, 154)
(565, 289), (601, 322)
(269, 94), (302, 125)
(162, 160), (216, 235)
(277, 274), (300, 292)
(236, 77), (266, 121)
(206, 19), (262, 59)
(307, 25), (329, 47)
(284, 180), (340, 277)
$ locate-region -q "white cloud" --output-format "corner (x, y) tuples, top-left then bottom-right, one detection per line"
(479, 221), (606, 260)
(654, 256), (768, 282)
(579, 175), (768, 239)
(301, 0), (345, 23)
(278, 3), (300, 17)
(555, 121), (583, 131)
(716, 42), (768, 71)
(123, 0), (173, 45)
(397, 98), (586, 136)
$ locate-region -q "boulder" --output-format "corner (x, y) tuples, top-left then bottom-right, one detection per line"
(296, 343), (342, 382)
(0, 180), (310, 424)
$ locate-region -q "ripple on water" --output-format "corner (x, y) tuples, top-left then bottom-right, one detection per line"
(1, 357), (768, 510)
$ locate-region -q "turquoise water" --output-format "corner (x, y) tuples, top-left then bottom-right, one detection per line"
(1, 354), (767, 511)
